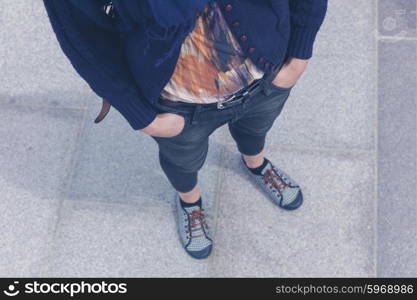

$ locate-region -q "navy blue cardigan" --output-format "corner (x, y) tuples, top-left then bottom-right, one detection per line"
(43, 0), (327, 130)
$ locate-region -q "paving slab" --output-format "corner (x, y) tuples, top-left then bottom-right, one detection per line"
(47, 201), (210, 277)
(0, 104), (84, 276)
(253, 56), (376, 151)
(377, 39), (417, 277)
(210, 144), (375, 277)
(314, 0), (375, 60)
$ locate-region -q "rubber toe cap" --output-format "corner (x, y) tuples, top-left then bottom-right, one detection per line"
(187, 244), (213, 260)
(282, 191), (303, 210)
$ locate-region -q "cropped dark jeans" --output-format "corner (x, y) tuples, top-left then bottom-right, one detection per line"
(150, 75), (293, 193)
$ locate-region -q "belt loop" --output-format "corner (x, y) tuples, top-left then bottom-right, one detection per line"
(190, 105), (202, 125)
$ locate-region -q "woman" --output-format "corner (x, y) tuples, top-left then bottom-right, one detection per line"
(43, 0), (327, 259)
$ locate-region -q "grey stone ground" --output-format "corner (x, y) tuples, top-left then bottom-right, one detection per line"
(0, 0), (416, 277)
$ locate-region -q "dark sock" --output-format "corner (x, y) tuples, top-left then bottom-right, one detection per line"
(179, 196), (202, 208)
(246, 157), (269, 175)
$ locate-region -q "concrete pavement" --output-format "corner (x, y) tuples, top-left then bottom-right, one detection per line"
(1, 0), (416, 277)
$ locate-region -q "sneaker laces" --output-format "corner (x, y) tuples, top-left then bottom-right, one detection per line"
(263, 168), (288, 196)
(185, 209), (208, 239)
(271, 165), (299, 188)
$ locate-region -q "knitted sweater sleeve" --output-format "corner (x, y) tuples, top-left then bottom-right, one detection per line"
(43, 0), (158, 130)
(285, 0), (328, 59)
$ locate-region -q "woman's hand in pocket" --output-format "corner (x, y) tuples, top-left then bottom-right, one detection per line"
(140, 113), (185, 137)
(272, 57), (309, 89)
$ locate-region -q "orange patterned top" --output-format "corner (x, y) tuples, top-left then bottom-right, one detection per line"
(160, 1), (264, 104)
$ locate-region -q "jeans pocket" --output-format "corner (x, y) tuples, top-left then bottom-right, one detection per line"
(268, 80), (295, 93)
(260, 80), (293, 110)
(152, 112), (190, 139)
(170, 112), (190, 138)
(153, 100), (192, 138)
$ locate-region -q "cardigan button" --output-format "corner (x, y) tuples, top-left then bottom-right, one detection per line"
(248, 47), (256, 53)
(232, 21), (240, 27)
(224, 4), (233, 11)
(240, 35), (248, 42)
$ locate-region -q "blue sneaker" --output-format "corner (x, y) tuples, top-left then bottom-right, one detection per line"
(174, 194), (213, 259)
(242, 155), (303, 210)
